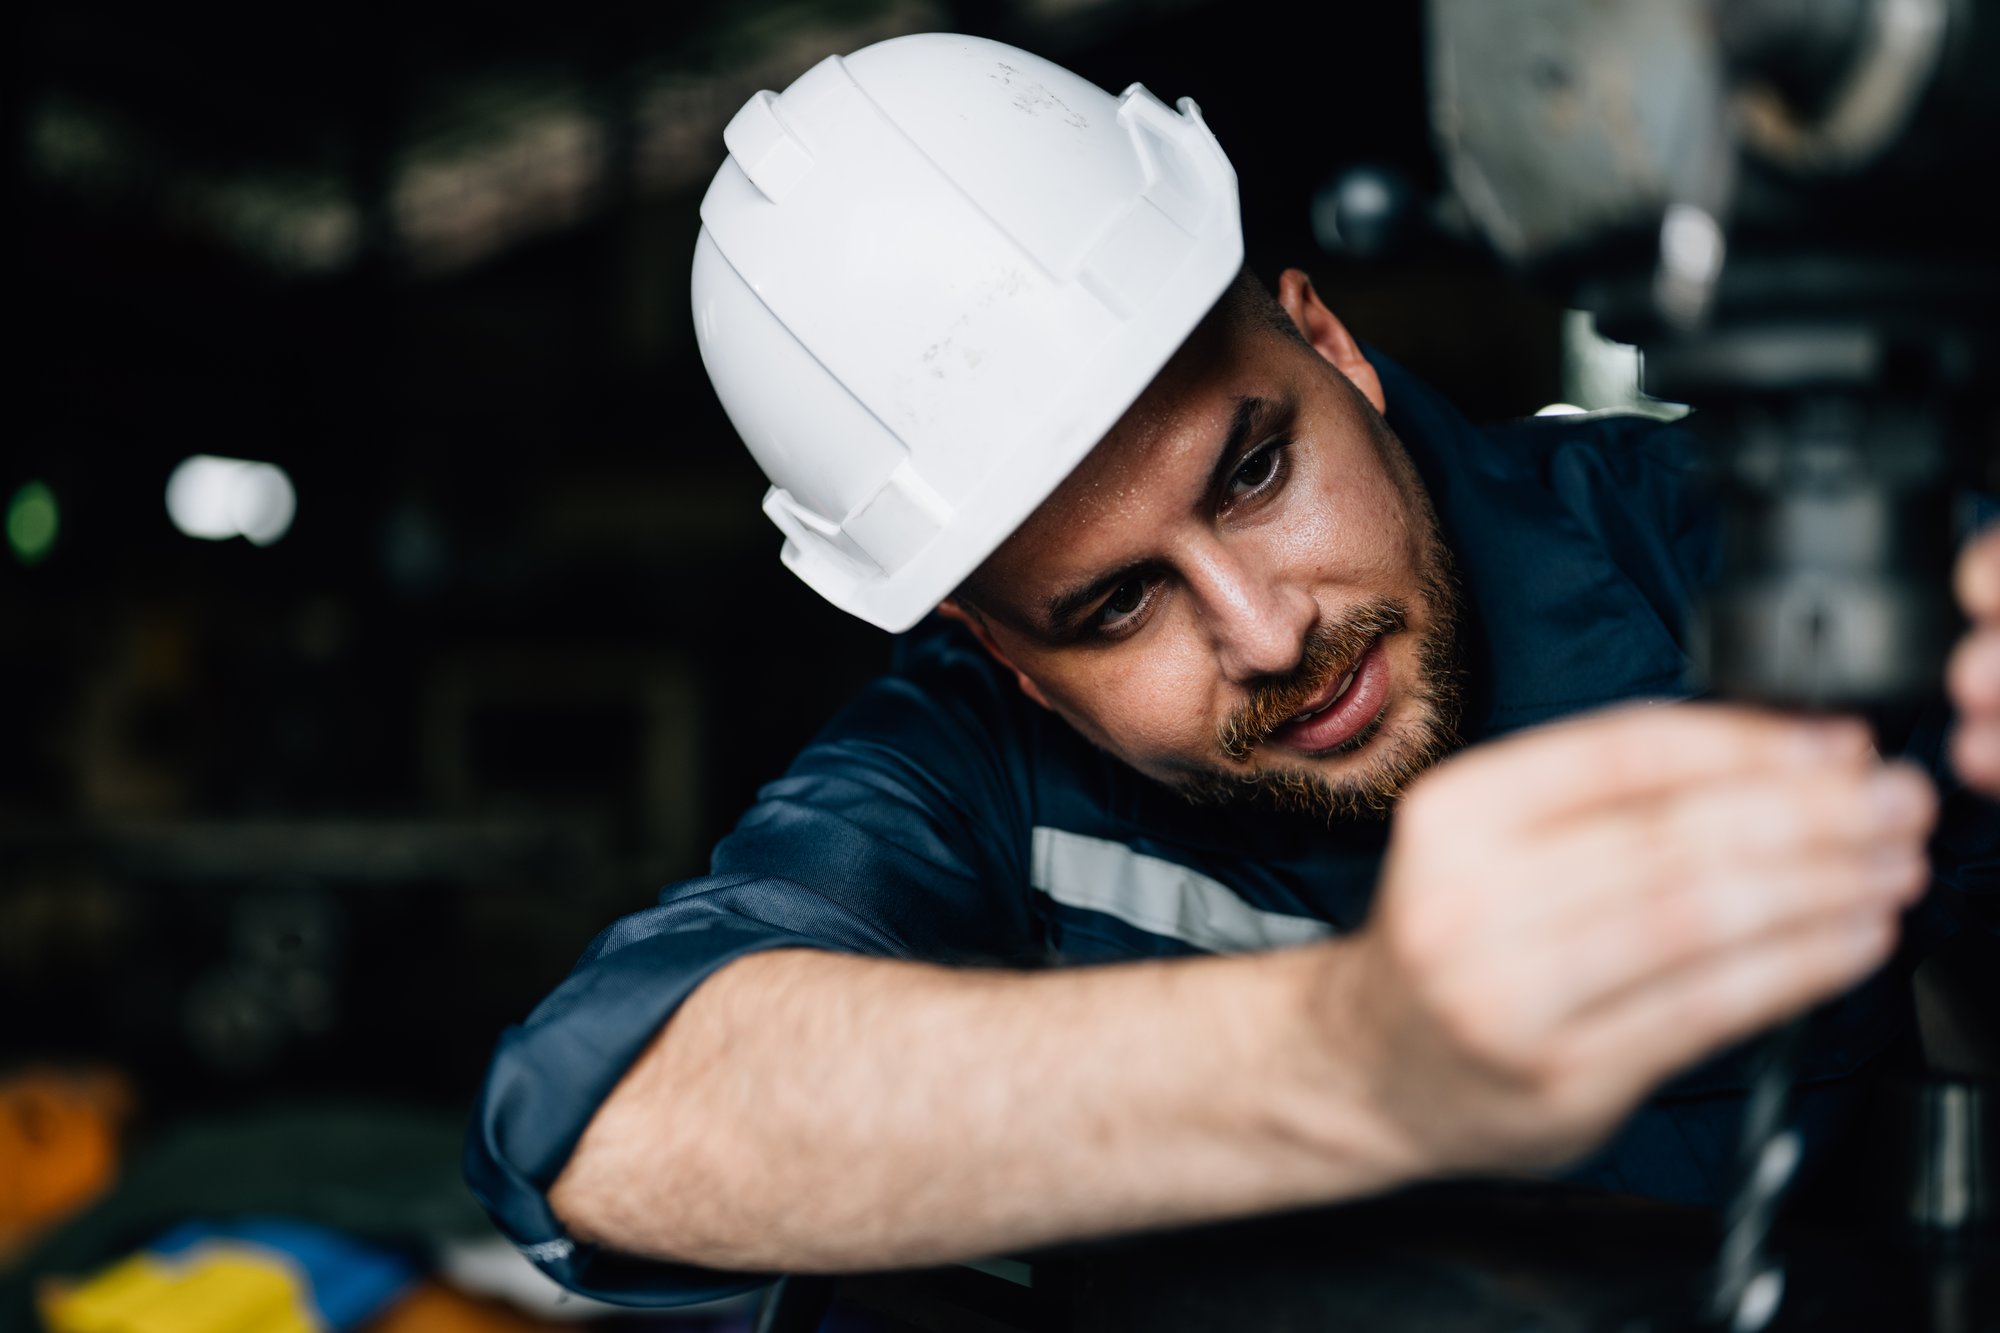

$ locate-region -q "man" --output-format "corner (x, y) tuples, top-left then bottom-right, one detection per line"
(466, 35), (2000, 1304)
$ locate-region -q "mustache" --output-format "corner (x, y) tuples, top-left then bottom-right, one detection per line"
(1216, 598), (1409, 761)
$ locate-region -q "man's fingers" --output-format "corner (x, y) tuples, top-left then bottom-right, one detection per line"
(1947, 567), (2000, 794)
(1952, 721), (2000, 791)
(1956, 526), (2000, 623)
(1491, 763), (1935, 940)
(1532, 846), (1925, 1032)
(1640, 761), (1935, 863)
(1558, 910), (1899, 1102)
(1413, 704), (1872, 832)
(1947, 628), (2000, 714)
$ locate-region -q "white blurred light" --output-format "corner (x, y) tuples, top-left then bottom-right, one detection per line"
(231, 464), (297, 545)
(1659, 203), (1725, 287)
(165, 457), (241, 539)
(1535, 402), (1588, 417)
(166, 455), (297, 546)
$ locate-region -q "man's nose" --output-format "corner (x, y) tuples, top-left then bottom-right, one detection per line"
(1187, 545), (1317, 682)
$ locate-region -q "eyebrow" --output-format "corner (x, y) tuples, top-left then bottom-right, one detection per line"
(1038, 394), (1274, 635)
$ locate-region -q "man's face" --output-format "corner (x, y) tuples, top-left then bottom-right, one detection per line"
(954, 274), (1463, 820)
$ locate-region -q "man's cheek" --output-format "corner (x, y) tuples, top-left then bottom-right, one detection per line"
(1106, 686), (1217, 763)
(1047, 677), (1194, 762)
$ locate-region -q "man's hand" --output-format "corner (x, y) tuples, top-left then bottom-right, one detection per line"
(1950, 527), (2000, 796)
(1325, 704), (1936, 1179)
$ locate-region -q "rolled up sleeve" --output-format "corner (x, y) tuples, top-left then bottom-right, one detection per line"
(464, 628), (1040, 1304)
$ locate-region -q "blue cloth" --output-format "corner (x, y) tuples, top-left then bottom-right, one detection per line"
(147, 1218), (416, 1328)
(464, 356), (2000, 1306)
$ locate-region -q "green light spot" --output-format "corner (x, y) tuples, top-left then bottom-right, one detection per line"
(7, 481), (59, 565)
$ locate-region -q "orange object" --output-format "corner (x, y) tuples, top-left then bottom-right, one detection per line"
(365, 1282), (573, 1333)
(0, 1067), (131, 1262)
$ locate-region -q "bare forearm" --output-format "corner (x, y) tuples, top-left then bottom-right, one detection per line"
(547, 709), (1937, 1274)
(548, 944), (1403, 1272)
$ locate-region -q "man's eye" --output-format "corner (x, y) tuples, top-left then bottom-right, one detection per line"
(1228, 441), (1287, 498)
(1093, 578), (1149, 629)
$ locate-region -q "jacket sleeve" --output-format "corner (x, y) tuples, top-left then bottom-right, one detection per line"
(463, 627), (1042, 1306)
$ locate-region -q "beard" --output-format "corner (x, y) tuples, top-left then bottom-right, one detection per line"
(1174, 498), (1466, 824)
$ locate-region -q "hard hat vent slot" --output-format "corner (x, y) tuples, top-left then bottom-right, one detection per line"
(843, 460), (953, 573)
(1080, 198), (1194, 319)
(765, 487), (881, 576)
(765, 486), (842, 539)
(725, 91), (815, 204)
(1117, 88), (1209, 236)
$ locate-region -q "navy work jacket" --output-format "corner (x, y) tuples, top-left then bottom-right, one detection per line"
(465, 355), (2000, 1306)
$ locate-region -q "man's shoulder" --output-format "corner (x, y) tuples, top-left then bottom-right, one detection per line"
(1503, 410), (1688, 483)
(790, 616), (1037, 792)
(1479, 409), (1708, 522)
(1480, 410), (1718, 591)
(1382, 358), (1719, 733)
(1377, 354), (1713, 556)
(767, 616), (1115, 835)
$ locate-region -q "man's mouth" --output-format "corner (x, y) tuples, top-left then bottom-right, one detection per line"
(1266, 637), (1391, 756)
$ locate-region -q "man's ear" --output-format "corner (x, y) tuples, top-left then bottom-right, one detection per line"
(937, 600), (1055, 711)
(1274, 268), (1386, 415)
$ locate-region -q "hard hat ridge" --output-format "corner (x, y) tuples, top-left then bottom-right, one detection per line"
(693, 33), (1244, 631)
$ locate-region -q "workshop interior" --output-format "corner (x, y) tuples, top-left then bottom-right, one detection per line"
(9, 0), (2000, 1330)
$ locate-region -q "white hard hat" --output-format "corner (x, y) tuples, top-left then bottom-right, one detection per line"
(693, 33), (1243, 632)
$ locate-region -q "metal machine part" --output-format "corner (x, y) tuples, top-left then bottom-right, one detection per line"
(1429, 0), (1998, 708)
(1659, 351), (1964, 708)
(1426, 1), (2000, 1326)
(1871, 1078), (1997, 1234)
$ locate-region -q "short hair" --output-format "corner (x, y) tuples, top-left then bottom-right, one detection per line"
(1214, 265), (1309, 346)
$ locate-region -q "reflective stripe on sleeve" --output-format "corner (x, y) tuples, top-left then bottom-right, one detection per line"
(1029, 827), (1334, 954)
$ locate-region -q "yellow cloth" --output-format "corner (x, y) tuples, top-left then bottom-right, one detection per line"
(40, 1244), (318, 1333)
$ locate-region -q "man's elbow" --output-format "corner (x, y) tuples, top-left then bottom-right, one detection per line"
(546, 1074), (756, 1270)
(545, 1136), (619, 1248)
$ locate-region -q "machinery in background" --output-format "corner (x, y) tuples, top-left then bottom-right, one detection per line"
(1429, 0), (1997, 709)
(1423, 2), (2000, 1327)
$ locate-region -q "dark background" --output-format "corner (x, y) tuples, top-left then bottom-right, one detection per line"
(6, 0), (1564, 1129)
